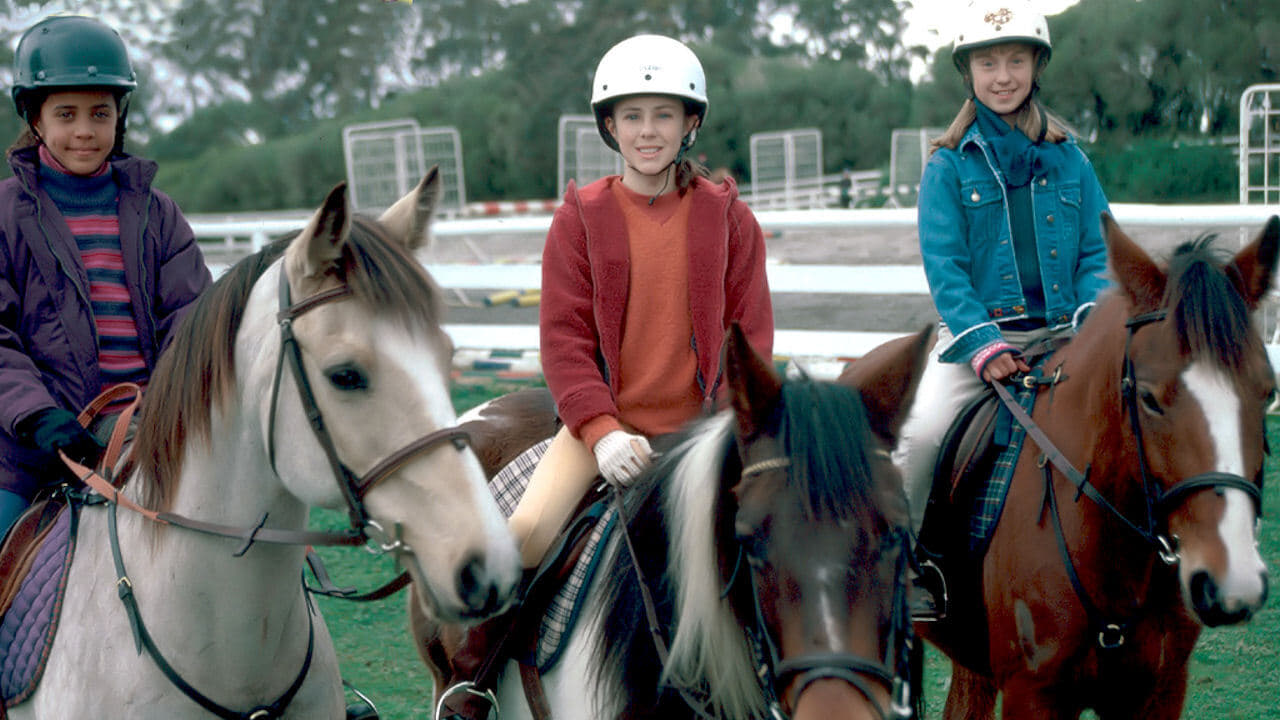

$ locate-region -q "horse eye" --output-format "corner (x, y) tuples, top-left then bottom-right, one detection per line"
(327, 365), (368, 391)
(1139, 388), (1163, 416)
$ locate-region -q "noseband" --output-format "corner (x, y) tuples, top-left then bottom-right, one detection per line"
(267, 267), (473, 551)
(735, 458), (915, 720)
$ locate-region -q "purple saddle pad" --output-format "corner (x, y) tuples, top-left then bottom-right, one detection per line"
(1, 508), (74, 706)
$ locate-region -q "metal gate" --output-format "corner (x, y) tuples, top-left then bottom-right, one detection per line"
(748, 128), (824, 209)
(1240, 84), (1280, 206)
(341, 119), (466, 215)
(887, 127), (945, 208)
(557, 114), (621, 192)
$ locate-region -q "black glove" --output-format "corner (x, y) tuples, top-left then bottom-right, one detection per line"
(16, 407), (105, 470)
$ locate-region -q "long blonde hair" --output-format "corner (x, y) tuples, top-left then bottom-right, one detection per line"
(930, 97), (1070, 153)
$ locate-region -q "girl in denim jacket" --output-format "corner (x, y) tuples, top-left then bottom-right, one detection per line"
(895, 0), (1111, 537)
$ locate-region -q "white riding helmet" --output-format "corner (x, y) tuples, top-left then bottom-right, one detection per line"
(952, 0), (1051, 74)
(590, 34), (708, 152)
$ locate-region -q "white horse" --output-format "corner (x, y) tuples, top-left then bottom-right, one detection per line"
(9, 170), (520, 719)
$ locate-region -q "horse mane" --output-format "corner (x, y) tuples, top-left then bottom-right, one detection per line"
(1165, 235), (1258, 371)
(125, 216), (445, 512)
(594, 377), (898, 719)
(776, 379), (900, 532)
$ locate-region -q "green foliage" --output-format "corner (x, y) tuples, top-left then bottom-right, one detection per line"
(1090, 138), (1237, 203)
(5, 0), (1269, 206)
(145, 48), (908, 208)
(153, 124), (347, 212)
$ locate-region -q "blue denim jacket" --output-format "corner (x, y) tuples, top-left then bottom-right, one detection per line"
(918, 123), (1111, 364)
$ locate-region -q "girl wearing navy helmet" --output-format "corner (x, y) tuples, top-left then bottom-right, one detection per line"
(0, 15), (211, 534)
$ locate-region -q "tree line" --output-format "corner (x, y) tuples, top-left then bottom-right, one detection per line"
(0, 0), (1275, 210)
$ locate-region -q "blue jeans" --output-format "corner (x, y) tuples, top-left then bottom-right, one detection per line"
(0, 489), (31, 541)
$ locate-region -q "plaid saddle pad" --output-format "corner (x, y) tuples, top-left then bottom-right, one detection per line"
(488, 440), (617, 671)
(968, 379), (1035, 554)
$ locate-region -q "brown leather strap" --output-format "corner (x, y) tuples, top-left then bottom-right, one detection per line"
(76, 382), (142, 480)
(278, 285), (353, 321)
(353, 427), (470, 496)
(60, 454), (365, 549)
(518, 661), (554, 720)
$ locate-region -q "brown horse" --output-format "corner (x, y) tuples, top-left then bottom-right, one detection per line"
(412, 324), (935, 720)
(908, 214), (1277, 719)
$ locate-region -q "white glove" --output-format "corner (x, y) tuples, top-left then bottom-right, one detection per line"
(593, 430), (652, 488)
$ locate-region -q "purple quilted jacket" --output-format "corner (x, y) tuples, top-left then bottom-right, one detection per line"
(0, 146), (211, 498)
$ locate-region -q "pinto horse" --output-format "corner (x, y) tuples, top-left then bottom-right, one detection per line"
(6, 170), (520, 718)
(411, 324), (934, 720)
(915, 214), (1277, 719)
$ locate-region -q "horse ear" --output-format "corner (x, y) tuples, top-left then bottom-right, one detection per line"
(1104, 212), (1165, 309)
(288, 181), (350, 281)
(1226, 215), (1280, 310)
(724, 323), (782, 439)
(837, 325), (935, 446)
(378, 165), (442, 251)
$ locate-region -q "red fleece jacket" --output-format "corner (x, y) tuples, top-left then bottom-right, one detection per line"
(539, 175), (774, 439)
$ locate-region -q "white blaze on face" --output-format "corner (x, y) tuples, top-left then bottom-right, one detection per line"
(1181, 361), (1267, 605)
(813, 564), (845, 650)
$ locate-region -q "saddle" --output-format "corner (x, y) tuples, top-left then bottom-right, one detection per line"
(430, 441), (618, 720)
(0, 384), (140, 715)
(915, 339), (1066, 674)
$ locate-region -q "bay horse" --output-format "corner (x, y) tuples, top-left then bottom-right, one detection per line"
(411, 324), (935, 720)
(912, 214), (1277, 719)
(7, 170), (520, 718)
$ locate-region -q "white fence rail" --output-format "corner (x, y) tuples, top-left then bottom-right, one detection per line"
(189, 203), (1280, 251)
(190, 203), (1280, 361)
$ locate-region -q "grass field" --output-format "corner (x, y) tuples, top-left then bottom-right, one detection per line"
(314, 383), (1280, 719)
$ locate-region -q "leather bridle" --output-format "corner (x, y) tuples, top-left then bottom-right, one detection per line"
(617, 451), (915, 720)
(991, 308), (1264, 649)
(61, 263), (478, 718)
(266, 268), (473, 556)
(735, 458), (915, 720)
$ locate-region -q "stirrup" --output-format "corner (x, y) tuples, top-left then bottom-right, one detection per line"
(909, 558), (948, 622)
(344, 681), (380, 720)
(435, 680), (500, 720)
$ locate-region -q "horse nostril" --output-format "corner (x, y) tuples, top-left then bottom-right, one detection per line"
(457, 553), (497, 614)
(1190, 570), (1217, 612)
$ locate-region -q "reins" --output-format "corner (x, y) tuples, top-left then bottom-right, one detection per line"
(55, 260), (477, 717)
(990, 308), (1264, 650)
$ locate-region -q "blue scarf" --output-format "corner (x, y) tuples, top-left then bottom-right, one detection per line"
(973, 99), (1067, 188)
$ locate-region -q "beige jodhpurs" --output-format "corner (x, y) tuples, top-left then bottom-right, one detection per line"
(507, 425), (601, 568)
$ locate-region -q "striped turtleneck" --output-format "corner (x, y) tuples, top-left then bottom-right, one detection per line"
(38, 145), (146, 409)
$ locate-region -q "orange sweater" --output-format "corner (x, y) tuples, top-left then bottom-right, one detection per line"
(578, 183), (703, 449)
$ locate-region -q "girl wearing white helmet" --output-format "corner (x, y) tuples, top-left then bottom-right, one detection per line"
(434, 33), (774, 720)
(894, 2), (1111, 553)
